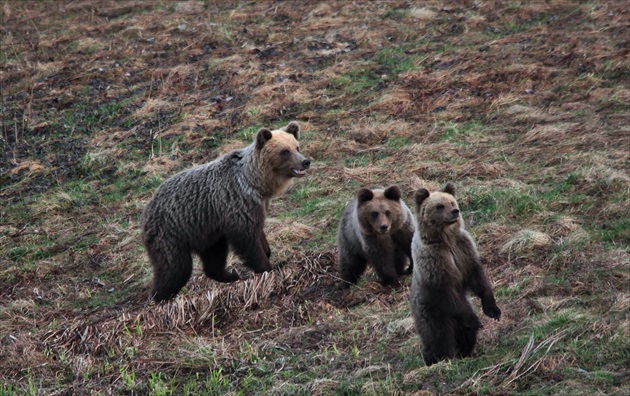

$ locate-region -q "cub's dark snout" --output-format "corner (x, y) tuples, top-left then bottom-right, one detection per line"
(452, 208), (460, 216)
(302, 159), (311, 169)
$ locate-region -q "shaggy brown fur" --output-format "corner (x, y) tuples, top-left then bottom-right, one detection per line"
(410, 183), (501, 365)
(141, 122), (310, 302)
(337, 185), (414, 287)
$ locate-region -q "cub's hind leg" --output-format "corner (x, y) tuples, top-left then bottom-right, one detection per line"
(455, 320), (480, 358)
(418, 313), (457, 366)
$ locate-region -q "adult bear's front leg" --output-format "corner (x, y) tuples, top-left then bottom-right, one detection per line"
(260, 232), (271, 259)
(199, 237), (240, 282)
(228, 226), (273, 273)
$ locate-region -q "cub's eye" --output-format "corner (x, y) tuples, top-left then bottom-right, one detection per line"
(385, 210), (391, 217)
(296, 146), (301, 152)
(281, 149), (291, 156)
(436, 204), (445, 210)
(371, 212), (379, 219)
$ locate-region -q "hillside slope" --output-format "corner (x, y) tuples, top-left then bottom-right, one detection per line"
(1, 1), (628, 394)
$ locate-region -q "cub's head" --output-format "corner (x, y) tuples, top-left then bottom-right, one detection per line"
(356, 185), (406, 235)
(255, 121), (311, 179)
(413, 183), (462, 230)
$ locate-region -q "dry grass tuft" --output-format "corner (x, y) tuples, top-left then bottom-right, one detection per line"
(457, 328), (573, 392)
(310, 378), (340, 396)
(504, 329), (572, 385)
(408, 7), (437, 21)
(141, 156), (180, 176)
(43, 252), (338, 355)
(518, 123), (580, 146)
(347, 119), (413, 145)
(386, 316), (415, 336)
(502, 104), (557, 125)
(369, 90), (415, 116)
(500, 229), (552, 256)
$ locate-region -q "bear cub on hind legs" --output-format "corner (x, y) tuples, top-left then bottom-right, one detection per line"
(337, 185), (415, 287)
(410, 183), (501, 365)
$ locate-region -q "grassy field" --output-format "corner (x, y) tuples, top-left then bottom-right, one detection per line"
(1, 1), (628, 395)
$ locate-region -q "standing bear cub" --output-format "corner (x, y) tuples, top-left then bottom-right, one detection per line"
(337, 185), (414, 287)
(410, 183), (501, 365)
(141, 122), (310, 302)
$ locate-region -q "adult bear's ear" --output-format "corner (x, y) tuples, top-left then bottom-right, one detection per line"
(357, 187), (374, 204)
(414, 188), (430, 212)
(256, 128), (273, 149)
(441, 182), (456, 196)
(282, 121), (300, 139)
(383, 185), (401, 201)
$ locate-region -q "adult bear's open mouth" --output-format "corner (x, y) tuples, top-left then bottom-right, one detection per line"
(291, 168), (307, 177)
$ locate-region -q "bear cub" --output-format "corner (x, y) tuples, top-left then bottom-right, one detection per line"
(141, 122), (310, 302)
(337, 185), (414, 287)
(410, 183), (501, 365)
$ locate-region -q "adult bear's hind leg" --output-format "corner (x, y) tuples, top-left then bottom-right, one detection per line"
(148, 243), (193, 303)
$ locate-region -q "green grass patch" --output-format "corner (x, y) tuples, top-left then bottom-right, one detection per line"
(386, 136), (411, 149)
(374, 47), (419, 75)
(382, 7), (409, 21)
(483, 12), (549, 38)
(331, 64), (382, 96)
(584, 217), (630, 248)
(102, 169), (164, 204)
(438, 120), (487, 144)
(61, 99), (131, 134)
(344, 154), (370, 168)
(466, 185), (542, 223)
(495, 275), (533, 298)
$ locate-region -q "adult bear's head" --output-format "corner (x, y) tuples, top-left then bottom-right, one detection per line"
(254, 121), (311, 196)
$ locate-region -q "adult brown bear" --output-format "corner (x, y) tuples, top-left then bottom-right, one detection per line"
(141, 122), (310, 302)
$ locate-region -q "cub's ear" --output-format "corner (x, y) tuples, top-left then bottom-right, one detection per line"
(441, 182), (456, 196)
(282, 121), (300, 139)
(414, 188), (430, 211)
(356, 187), (374, 204)
(256, 128), (273, 150)
(383, 185), (401, 201)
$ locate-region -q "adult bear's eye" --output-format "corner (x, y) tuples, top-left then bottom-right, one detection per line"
(281, 149), (291, 156)
(436, 204), (445, 209)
